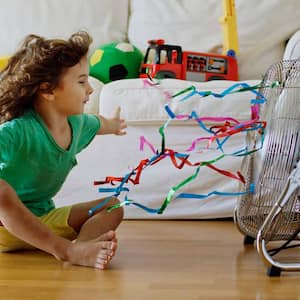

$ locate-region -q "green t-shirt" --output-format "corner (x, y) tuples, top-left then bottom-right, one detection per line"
(0, 109), (100, 216)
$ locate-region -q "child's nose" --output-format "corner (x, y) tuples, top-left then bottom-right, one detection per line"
(87, 81), (94, 95)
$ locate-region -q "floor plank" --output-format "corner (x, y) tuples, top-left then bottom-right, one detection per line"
(0, 219), (300, 300)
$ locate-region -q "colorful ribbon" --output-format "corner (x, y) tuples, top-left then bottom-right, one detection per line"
(89, 80), (273, 215)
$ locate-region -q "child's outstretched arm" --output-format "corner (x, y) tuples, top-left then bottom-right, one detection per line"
(96, 106), (127, 136)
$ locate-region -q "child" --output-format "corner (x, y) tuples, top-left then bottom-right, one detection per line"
(0, 31), (127, 269)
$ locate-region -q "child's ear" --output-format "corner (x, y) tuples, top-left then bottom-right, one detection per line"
(38, 82), (55, 101)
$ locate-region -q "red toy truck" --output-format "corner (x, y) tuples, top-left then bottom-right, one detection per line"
(139, 39), (238, 82)
(139, 0), (239, 81)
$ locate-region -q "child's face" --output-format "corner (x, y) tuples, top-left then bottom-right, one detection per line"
(52, 55), (93, 116)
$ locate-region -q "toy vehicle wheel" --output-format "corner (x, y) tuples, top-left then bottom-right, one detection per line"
(156, 71), (176, 79)
(208, 76), (225, 80)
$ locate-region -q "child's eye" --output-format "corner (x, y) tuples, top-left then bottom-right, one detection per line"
(79, 81), (85, 84)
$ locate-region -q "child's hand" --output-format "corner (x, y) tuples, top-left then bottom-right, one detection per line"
(97, 107), (127, 136)
(111, 106), (127, 136)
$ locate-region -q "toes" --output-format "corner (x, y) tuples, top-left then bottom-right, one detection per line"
(101, 241), (117, 251)
(95, 255), (110, 269)
(94, 261), (105, 269)
(91, 231), (117, 245)
(99, 230), (116, 241)
(94, 246), (116, 269)
(98, 252), (110, 260)
(101, 247), (115, 258)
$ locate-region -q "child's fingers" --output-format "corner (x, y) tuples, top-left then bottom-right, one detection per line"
(120, 119), (127, 128)
(114, 106), (121, 118)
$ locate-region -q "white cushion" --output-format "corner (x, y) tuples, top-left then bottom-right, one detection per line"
(128, 0), (300, 80)
(99, 78), (260, 123)
(0, 0), (129, 55)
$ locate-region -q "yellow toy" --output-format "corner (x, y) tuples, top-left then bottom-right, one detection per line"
(0, 56), (10, 71)
(219, 0), (239, 55)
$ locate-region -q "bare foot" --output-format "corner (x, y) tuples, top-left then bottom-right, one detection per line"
(96, 230), (117, 244)
(66, 230), (118, 269)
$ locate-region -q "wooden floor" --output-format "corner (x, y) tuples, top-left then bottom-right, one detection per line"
(0, 219), (300, 300)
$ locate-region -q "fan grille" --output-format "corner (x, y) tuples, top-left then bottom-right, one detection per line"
(235, 60), (300, 242)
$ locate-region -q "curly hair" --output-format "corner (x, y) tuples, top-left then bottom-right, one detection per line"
(0, 31), (92, 123)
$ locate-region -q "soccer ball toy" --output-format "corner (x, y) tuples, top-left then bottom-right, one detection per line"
(89, 42), (144, 83)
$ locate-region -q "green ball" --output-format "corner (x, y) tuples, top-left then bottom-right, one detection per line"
(89, 42), (144, 83)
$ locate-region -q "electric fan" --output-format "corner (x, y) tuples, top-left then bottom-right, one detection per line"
(234, 59), (300, 276)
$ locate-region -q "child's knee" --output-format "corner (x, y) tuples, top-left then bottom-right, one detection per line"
(108, 197), (124, 219)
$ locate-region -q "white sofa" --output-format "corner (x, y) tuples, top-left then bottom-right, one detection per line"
(1, 0), (300, 219)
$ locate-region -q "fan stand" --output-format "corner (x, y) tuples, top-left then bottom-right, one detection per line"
(257, 161), (300, 276)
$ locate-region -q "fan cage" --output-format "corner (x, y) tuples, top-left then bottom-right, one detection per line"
(235, 59), (300, 242)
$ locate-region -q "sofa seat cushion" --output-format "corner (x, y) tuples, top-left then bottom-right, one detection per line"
(99, 78), (261, 124)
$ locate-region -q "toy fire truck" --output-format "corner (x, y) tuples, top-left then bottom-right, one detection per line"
(139, 0), (239, 82)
